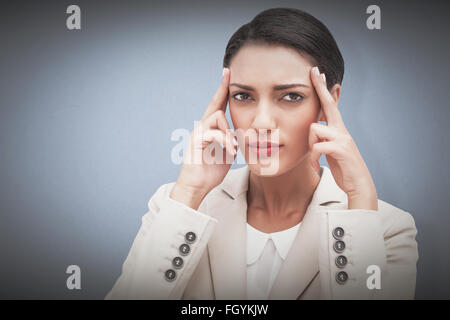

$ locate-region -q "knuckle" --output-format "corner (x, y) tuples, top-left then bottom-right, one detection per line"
(215, 109), (225, 117)
(205, 112), (215, 122)
(342, 135), (353, 149)
(342, 134), (353, 145)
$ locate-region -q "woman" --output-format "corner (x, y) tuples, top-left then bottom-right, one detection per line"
(105, 8), (418, 300)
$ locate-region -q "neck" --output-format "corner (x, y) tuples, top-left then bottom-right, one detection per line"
(247, 162), (321, 220)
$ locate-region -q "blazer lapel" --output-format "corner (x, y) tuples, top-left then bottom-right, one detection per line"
(207, 166), (250, 300)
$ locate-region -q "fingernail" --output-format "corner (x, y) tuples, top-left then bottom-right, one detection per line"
(321, 73), (326, 83)
(220, 143), (224, 149)
(233, 136), (238, 146)
(222, 68), (227, 77)
(313, 66), (320, 76)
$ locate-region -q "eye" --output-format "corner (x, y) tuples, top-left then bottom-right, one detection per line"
(283, 92), (304, 103)
(232, 92), (252, 102)
(231, 92), (305, 103)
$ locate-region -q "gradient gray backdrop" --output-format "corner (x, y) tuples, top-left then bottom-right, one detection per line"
(1, 0), (449, 299)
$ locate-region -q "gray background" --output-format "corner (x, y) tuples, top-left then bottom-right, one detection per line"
(1, 0), (449, 299)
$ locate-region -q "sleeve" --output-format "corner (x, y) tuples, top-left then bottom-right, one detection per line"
(104, 182), (218, 300)
(318, 207), (419, 300)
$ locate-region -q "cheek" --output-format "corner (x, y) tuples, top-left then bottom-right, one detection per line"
(285, 105), (319, 147)
(286, 119), (311, 145)
(229, 104), (249, 129)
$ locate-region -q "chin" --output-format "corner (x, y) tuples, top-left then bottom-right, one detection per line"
(246, 160), (284, 176)
(246, 150), (310, 177)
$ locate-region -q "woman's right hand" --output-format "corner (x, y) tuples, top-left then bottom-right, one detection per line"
(169, 68), (238, 210)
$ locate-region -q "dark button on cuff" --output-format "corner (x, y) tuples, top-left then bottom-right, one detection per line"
(332, 227), (345, 240)
(172, 256), (184, 269)
(335, 255), (347, 268)
(185, 232), (197, 244)
(179, 243), (191, 256)
(333, 240), (345, 253)
(336, 271), (348, 284)
(165, 269), (177, 282)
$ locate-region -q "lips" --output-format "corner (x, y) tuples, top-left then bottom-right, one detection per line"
(248, 141), (281, 148)
(248, 141), (283, 157)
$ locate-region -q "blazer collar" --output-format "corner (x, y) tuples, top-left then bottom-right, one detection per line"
(219, 165), (347, 205)
(208, 165), (347, 300)
(219, 165), (250, 200)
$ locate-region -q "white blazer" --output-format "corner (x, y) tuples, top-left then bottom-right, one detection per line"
(105, 165), (419, 300)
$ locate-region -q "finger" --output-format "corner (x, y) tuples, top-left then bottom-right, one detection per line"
(203, 109), (230, 131)
(308, 122), (340, 150)
(203, 129), (236, 156)
(310, 66), (342, 127)
(202, 68), (230, 120)
(202, 109), (236, 154)
(310, 141), (342, 170)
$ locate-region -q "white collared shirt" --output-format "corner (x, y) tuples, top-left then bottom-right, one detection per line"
(246, 221), (302, 299)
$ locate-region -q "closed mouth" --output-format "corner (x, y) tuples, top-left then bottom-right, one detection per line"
(248, 142), (283, 148)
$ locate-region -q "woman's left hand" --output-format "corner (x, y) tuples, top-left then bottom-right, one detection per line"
(308, 66), (378, 211)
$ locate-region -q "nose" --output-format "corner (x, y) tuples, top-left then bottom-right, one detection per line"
(250, 100), (277, 132)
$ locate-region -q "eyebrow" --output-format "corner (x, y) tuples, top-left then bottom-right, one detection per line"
(229, 83), (310, 91)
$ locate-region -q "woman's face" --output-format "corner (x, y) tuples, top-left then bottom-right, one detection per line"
(228, 43), (333, 176)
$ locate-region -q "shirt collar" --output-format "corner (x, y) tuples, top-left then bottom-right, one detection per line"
(246, 221), (302, 265)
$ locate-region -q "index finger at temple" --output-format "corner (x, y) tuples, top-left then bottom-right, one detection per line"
(310, 66), (340, 126)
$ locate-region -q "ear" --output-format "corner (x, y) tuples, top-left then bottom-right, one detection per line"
(330, 83), (341, 102)
(317, 83), (341, 122)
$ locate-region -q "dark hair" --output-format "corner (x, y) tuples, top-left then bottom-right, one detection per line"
(223, 8), (344, 90)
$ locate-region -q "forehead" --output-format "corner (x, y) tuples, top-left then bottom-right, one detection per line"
(229, 43), (314, 86)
